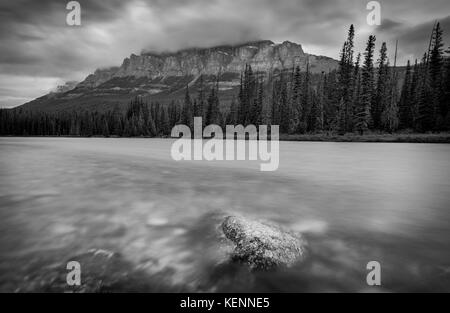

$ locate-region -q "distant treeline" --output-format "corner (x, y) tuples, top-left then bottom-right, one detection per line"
(1, 23), (449, 137)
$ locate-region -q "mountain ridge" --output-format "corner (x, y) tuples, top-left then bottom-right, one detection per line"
(79, 40), (337, 88)
(18, 40), (339, 112)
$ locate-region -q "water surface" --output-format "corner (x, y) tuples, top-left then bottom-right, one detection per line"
(0, 138), (449, 292)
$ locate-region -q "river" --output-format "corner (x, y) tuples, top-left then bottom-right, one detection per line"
(0, 137), (449, 292)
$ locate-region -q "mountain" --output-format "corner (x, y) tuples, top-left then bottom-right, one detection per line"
(18, 40), (339, 113)
(54, 81), (79, 94)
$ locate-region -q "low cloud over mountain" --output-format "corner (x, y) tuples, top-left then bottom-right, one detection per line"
(0, 0), (449, 108)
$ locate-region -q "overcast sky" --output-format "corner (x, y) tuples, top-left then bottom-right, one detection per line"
(0, 0), (449, 108)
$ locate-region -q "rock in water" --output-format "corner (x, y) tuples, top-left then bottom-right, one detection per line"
(221, 216), (306, 270)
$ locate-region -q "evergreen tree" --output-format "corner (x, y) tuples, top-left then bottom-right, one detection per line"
(373, 42), (389, 129)
(278, 71), (290, 133)
(226, 96), (238, 125)
(181, 85), (193, 129)
(337, 97), (346, 134)
(167, 101), (179, 127)
(323, 70), (338, 130)
(289, 65), (302, 133)
(429, 22), (445, 129)
(355, 35), (376, 135)
(315, 72), (325, 131)
(159, 106), (170, 136)
(443, 46), (450, 129)
(271, 75), (280, 126)
(410, 59), (421, 130)
(399, 60), (413, 129)
(337, 24), (355, 132)
(196, 75), (205, 120)
(206, 76), (220, 125)
(101, 116), (110, 137)
(254, 78), (264, 126)
(300, 62), (311, 133)
(350, 53), (362, 132)
(382, 61), (399, 132)
(238, 72), (245, 125)
(417, 53), (433, 131)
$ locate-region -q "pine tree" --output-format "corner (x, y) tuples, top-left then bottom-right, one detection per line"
(226, 96), (238, 125)
(254, 78), (263, 126)
(289, 65), (302, 133)
(410, 59), (421, 130)
(181, 85), (193, 129)
(278, 71), (290, 133)
(271, 75), (280, 126)
(238, 72), (245, 125)
(167, 101), (179, 127)
(337, 97), (346, 134)
(323, 70), (338, 130)
(429, 22), (445, 129)
(373, 42), (388, 129)
(355, 35), (376, 135)
(197, 75), (205, 120)
(315, 72), (325, 131)
(206, 76), (220, 125)
(102, 116), (110, 137)
(300, 62), (311, 133)
(160, 106), (170, 136)
(443, 46), (450, 129)
(417, 53), (433, 131)
(350, 53), (362, 132)
(143, 103), (156, 136)
(399, 60), (413, 129)
(337, 25), (355, 133)
(381, 40), (400, 133)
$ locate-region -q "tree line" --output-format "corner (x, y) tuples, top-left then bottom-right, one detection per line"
(0, 23), (449, 137)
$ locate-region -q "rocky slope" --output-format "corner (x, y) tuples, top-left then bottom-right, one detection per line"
(79, 40), (337, 88)
(18, 40), (339, 112)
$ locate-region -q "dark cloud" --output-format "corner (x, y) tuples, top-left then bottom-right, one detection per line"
(373, 15), (450, 63)
(399, 17), (450, 51)
(0, 0), (450, 107)
(0, 0), (126, 24)
(378, 18), (404, 32)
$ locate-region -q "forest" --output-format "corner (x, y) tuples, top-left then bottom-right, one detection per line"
(0, 23), (449, 138)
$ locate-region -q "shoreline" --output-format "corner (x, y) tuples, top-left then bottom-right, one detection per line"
(278, 133), (450, 143)
(1, 133), (450, 143)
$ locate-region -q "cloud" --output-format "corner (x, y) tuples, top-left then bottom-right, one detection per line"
(378, 19), (404, 32)
(371, 15), (450, 64)
(0, 74), (61, 108)
(0, 0), (449, 108)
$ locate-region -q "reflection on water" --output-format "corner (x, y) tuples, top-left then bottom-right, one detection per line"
(0, 138), (449, 292)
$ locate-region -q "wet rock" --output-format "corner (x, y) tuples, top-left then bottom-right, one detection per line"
(222, 216), (306, 270)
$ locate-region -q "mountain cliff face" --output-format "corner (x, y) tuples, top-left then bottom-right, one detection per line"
(19, 40), (338, 112)
(79, 40), (336, 88)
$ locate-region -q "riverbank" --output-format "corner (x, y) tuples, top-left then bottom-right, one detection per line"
(1, 132), (450, 143)
(278, 132), (450, 143)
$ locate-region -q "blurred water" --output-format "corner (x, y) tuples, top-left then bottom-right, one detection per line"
(0, 137), (449, 292)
